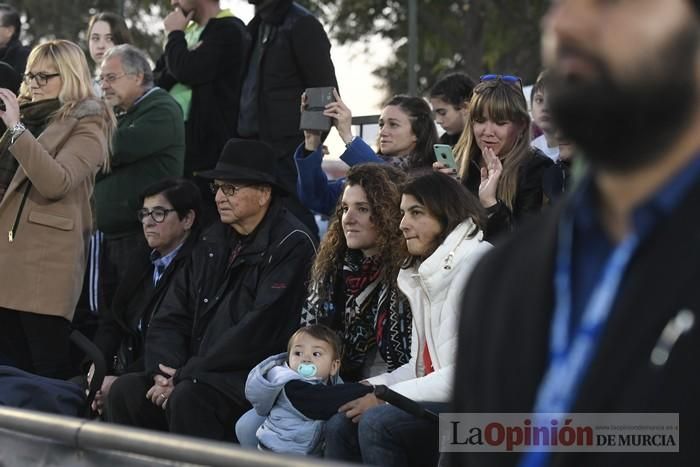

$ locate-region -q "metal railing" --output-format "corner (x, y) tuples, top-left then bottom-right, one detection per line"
(0, 406), (354, 467)
(351, 115), (380, 144)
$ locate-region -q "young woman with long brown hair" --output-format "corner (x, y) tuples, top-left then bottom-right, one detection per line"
(300, 163), (412, 381)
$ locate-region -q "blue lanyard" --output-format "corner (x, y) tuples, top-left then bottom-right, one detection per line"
(519, 212), (639, 467)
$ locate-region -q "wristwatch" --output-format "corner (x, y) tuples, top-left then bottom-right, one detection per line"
(9, 122), (26, 144)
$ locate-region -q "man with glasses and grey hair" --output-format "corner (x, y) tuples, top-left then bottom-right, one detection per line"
(106, 139), (317, 441)
(94, 44), (185, 315)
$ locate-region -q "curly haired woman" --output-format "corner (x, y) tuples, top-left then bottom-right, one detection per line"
(300, 163), (412, 382)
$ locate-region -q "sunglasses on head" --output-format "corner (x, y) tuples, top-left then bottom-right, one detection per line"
(480, 74), (523, 90)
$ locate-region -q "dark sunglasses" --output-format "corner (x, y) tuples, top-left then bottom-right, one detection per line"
(209, 182), (250, 197)
(480, 74), (523, 90)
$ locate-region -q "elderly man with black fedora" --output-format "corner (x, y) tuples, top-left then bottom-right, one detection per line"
(105, 139), (317, 441)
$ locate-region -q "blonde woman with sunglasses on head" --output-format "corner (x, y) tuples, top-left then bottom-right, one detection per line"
(449, 75), (553, 240)
(0, 40), (115, 379)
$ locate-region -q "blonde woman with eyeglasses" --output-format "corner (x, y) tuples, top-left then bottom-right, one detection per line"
(0, 39), (115, 379)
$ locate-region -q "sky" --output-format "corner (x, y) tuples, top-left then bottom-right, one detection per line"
(221, 1), (386, 115)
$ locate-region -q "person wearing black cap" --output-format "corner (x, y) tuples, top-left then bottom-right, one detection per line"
(453, 1), (700, 467)
(105, 139), (317, 441)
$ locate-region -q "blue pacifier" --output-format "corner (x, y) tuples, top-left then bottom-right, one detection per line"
(297, 362), (317, 378)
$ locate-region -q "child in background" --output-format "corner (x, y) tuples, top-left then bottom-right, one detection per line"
(543, 130), (579, 202)
(530, 70), (560, 161)
(429, 72), (476, 146)
(236, 325), (374, 455)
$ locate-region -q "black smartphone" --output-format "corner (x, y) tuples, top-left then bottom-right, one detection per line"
(300, 86), (335, 131)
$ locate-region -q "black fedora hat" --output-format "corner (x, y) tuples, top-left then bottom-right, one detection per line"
(197, 138), (279, 186)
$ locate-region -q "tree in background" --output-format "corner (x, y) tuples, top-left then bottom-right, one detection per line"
(306, 0), (549, 97)
(8, 0), (170, 67)
(10, 0), (548, 98)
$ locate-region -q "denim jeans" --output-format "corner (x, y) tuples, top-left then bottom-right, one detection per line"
(324, 402), (444, 467)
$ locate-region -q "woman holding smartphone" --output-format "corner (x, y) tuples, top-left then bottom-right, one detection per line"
(439, 75), (552, 239)
(295, 91), (437, 216)
(0, 40), (114, 378)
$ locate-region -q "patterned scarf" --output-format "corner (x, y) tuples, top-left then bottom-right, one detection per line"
(300, 250), (412, 381)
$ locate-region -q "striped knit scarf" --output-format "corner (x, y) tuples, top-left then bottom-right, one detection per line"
(300, 250), (412, 380)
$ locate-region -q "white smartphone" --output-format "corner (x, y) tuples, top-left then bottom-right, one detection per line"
(433, 144), (457, 170)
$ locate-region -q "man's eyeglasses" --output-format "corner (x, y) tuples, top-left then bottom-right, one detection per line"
(480, 74), (523, 90)
(137, 207), (176, 223)
(210, 182), (250, 196)
(97, 73), (128, 85)
(23, 72), (61, 87)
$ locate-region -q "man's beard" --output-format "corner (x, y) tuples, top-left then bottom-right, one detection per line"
(548, 25), (700, 173)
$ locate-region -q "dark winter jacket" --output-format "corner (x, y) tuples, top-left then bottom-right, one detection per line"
(453, 180), (700, 467)
(92, 231), (197, 375)
(144, 199), (317, 398)
(240, 0), (337, 192)
(154, 16), (250, 175)
(0, 37), (30, 74)
(463, 148), (553, 240)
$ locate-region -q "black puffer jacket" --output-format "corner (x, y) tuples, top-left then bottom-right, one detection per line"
(144, 199), (317, 398)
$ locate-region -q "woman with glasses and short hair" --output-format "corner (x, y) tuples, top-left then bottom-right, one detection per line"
(87, 178), (201, 417)
(0, 39), (115, 379)
(448, 75), (553, 239)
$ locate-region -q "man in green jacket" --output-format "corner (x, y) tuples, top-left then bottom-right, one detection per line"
(94, 44), (185, 312)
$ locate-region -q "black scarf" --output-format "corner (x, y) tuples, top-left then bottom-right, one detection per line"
(0, 98), (61, 200)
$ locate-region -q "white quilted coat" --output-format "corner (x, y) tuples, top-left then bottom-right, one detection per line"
(366, 219), (492, 402)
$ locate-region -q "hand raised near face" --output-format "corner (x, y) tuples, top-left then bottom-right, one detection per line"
(164, 7), (194, 34)
(478, 146), (503, 208)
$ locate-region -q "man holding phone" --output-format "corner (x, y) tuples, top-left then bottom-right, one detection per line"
(154, 0), (249, 225)
(237, 0), (338, 235)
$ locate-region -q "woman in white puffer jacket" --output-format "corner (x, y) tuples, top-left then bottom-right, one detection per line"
(324, 172), (492, 466)
(366, 194), (492, 400)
